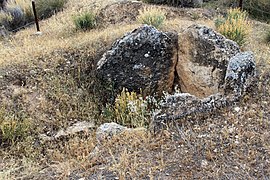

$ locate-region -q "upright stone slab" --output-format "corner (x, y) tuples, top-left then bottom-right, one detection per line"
(224, 52), (257, 97)
(153, 25), (257, 123)
(96, 25), (178, 96)
(177, 25), (240, 98)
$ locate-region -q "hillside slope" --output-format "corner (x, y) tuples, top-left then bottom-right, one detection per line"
(0, 0), (270, 179)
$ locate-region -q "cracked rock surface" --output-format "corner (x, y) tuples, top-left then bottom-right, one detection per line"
(177, 24), (240, 98)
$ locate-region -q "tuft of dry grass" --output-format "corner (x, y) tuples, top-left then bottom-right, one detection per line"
(137, 6), (166, 29)
(215, 8), (251, 46)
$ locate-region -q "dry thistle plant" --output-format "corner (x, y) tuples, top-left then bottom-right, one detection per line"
(215, 8), (251, 46)
(137, 7), (166, 29)
(105, 88), (149, 128)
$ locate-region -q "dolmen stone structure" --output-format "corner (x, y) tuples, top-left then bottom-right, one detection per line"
(96, 24), (256, 123)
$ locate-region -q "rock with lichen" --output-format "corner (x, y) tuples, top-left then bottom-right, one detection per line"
(96, 24), (178, 97)
(177, 24), (240, 98)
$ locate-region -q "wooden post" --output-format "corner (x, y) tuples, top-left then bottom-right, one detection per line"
(32, 0), (40, 32)
(239, 0), (243, 10)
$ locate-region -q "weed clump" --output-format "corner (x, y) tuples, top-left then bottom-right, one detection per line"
(0, 107), (31, 147)
(137, 7), (166, 29)
(215, 8), (251, 46)
(73, 12), (97, 31)
(104, 88), (150, 128)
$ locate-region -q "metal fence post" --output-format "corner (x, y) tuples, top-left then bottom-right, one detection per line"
(239, 0), (243, 10)
(32, 0), (40, 32)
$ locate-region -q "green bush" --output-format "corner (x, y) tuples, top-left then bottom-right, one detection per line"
(36, 0), (67, 19)
(73, 12), (97, 31)
(0, 107), (31, 146)
(137, 7), (166, 29)
(215, 8), (251, 46)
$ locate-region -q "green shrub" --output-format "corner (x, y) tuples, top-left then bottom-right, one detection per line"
(73, 12), (97, 31)
(137, 7), (166, 29)
(36, 0), (67, 19)
(0, 107), (31, 146)
(104, 88), (149, 128)
(215, 8), (251, 46)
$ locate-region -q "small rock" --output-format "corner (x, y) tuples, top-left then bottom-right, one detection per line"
(201, 160), (208, 168)
(66, 121), (95, 135)
(234, 107), (241, 113)
(96, 122), (127, 143)
(55, 121), (95, 139)
(39, 134), (53, 143)
(96, 122), (147, 143)
(40, 121), (95, 142)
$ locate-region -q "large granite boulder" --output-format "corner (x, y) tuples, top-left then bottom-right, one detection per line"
(96, 25), (178, 96)
(177, 25), (240, 98)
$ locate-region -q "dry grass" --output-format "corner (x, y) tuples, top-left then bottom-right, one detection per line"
(137, 6), (166, 28)
(0, 0), (270, 179)
(215, 8), (251, 46)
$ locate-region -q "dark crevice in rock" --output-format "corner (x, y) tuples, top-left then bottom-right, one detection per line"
(172, 32), (181, 93)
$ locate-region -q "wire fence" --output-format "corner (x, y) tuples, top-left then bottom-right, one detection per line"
(10, 21), (35, 32)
